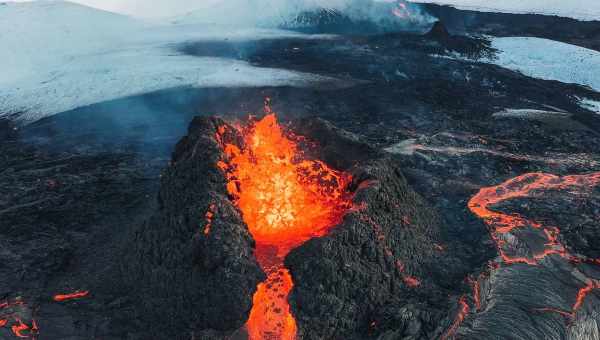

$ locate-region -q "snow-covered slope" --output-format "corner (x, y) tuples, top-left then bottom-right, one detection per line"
(485, 37), (600, 92)
(578, 98), (600, 114)
(0, 1), (336, 123)
(411, 0), (600, 21)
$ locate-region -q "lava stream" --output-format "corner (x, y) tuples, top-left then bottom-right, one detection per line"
(451, 171), (600, 335)
(217, 107), (352, 340)
(441, 296), (469, 340)
(468, 172), (600, 266)
(53, 290), (89, 302)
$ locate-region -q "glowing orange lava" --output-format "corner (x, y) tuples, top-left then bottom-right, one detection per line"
(203, 204), (216, 235)
(217, 107), (352, 340)
(441, 295), (469, 340)
(53, 290), (89, 302)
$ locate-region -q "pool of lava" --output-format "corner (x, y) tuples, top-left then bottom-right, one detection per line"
(215, 106), (353, 340)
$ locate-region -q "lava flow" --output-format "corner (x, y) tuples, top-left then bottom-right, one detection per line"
(53, 290), (89, 302)
(217, 106), (352, 340)
(468, 172), (600, 266)
(459, 172), (600, 330)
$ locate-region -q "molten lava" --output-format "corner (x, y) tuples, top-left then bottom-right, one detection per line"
(217, 108), (352, 340)
(441, 295), (469, 340)
(53, 290), (89, 302)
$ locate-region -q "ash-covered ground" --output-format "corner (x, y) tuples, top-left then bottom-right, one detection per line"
(1, 4), (600, 340)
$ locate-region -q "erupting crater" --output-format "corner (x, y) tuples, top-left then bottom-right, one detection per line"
(216, 104), (353, 340)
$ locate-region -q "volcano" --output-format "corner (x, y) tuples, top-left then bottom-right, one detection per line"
(3, 2), (600, 339)
(120, 102), (467, 339)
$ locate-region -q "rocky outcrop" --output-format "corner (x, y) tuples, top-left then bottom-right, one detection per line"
(124, 117), (264, 338)
(285, 118), (467, 339)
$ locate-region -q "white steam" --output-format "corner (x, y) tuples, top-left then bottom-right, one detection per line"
(172, 0), (434, 29)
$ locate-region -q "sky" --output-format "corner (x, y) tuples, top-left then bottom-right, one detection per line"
(9, 0), (222, 17)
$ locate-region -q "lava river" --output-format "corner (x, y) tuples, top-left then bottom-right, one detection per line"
(217, 107), (352, 340)
(442, 172), (600, 339)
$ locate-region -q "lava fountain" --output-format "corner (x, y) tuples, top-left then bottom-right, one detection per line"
(216, 104), (352, 340)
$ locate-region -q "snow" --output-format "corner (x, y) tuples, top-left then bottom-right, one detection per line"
(410, 0), (600, 21)
(484, 37), (600, 92)
(492, 109), (571, 120)
(0, 1), (338, 123)
(578, 98), (600, 114)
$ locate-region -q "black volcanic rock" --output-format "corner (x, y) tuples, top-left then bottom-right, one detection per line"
(425, 21), (451, 42)
(422, 20), (494, 59)
(0, 118), (17, 141)
(284, 119), (468, 339)
(123, 117), (264, 338)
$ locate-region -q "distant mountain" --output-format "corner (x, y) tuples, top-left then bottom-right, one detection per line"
(174, 0), (435, 33)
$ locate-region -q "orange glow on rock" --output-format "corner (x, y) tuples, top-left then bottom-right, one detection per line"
(402, 276), (421, 287)
(441, 295), (469, 340)
(573, 280), (600, 313)
(217, 108), (352, 340)
(11, 319), (30, 338)
(0, 299), (38, 339)
(203, 204), (216, 235)
(53, 290), (89, 302)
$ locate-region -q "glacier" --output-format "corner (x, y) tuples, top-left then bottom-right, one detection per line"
(0, 1), (338, 123)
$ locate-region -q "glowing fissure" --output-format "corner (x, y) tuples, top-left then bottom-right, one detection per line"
(202, 204), (216, 235)
(359, 213), (422, 289)
(217, 105), (352, 340)
(441, 295), (469, 340)
(53, 290), (90, 302)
